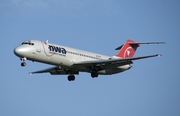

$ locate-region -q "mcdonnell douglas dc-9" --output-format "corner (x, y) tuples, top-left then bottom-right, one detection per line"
(14, 39), (165, 81)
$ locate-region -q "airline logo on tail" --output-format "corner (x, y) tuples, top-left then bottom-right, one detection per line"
(124, 47), (132, 57)
(116, 40), (139, 58)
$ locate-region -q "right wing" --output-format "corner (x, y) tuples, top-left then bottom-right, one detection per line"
(72, 54), (161, 72)
(74, 54), (161, 66)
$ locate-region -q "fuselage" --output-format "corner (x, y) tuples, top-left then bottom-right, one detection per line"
(14, 40), (131, 75)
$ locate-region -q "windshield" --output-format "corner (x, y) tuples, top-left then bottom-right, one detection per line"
(21, 40), (34, 45)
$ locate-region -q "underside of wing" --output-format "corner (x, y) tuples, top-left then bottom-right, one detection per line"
(30, 66), (79, 75)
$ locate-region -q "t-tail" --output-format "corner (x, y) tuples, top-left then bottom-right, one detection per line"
(115, 39), (166, 58)
(115, 40), (139, 58)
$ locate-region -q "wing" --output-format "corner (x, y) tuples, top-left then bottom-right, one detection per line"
(30, 54), (160, 75)
(74, 54), (161, 66)
(30, 66), (79, 75)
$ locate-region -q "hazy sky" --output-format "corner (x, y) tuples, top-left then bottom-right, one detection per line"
(0, 0), (180, 116)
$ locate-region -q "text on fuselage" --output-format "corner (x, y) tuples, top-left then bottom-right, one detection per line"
(48, 45), (67, 54)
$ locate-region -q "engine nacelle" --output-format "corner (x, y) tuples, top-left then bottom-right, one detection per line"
(117, 64), (132, 70)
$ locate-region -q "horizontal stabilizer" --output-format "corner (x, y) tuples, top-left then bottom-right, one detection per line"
(128, 42), (166, 44)
(115, 41), (166, 50)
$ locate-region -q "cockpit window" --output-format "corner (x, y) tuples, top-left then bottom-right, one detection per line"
(21, 41), (34, 46)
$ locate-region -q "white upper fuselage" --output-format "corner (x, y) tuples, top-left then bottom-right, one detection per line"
(14, 40), (110, 64)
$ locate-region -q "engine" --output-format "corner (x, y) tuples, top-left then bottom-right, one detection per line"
(118, 64), (132, 70)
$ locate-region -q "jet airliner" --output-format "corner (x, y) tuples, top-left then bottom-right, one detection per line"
(14, 39), (165, 81)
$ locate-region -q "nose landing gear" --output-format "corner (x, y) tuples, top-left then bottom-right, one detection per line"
(21, 62), (26, 67)
(20, 57), (27, 67)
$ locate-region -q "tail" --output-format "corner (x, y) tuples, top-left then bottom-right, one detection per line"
(115, 40), (139, 58)
(115, 40), (166, 58)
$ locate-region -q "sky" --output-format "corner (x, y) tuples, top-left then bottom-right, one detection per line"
(0, 0), (180, 116)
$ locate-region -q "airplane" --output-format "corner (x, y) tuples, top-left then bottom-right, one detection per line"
(14, 39), (165, 81)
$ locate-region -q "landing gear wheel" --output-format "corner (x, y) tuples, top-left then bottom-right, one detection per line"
(21, 62), (26, 67)
(68, 75), (75, 81)
(91, 71), (98, 78)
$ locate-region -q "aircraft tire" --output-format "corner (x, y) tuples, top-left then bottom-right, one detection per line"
(91, 72), (98, 78)
(21, 62), (26, 67)
(68, 75), (75, 81)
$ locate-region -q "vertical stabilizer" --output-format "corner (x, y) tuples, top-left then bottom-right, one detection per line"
(115, 40), (139, 58)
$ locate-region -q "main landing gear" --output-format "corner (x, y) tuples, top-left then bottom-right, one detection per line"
(91, 71), (98, 78)
(91, 65), (99, 78)
(68, 74), (75, 81)
(67, 72), (98, 81)
(20, 57), (27, 67)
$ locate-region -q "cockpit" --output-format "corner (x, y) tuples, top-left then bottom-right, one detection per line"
(21, 40), (34, 45)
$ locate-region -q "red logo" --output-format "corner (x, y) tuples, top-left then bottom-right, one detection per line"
(124, 47), (133, 58)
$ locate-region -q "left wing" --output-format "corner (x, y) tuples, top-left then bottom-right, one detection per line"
(30, 54), (160, 75)
(30, 66), (79, 75)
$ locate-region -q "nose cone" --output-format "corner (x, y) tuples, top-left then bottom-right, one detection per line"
(14, 46), (30, 57)
(14, 47), (22, 57)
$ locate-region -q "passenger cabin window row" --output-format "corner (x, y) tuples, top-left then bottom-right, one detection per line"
(67, 51), (101, 60)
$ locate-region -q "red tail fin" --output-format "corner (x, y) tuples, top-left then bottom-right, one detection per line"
(116, 40), (139, 58)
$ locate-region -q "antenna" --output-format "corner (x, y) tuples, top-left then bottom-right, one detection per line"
(44, 40), (49, 45)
